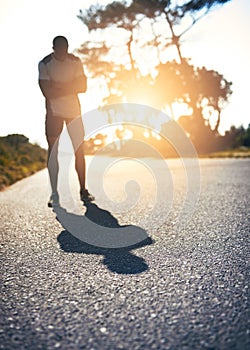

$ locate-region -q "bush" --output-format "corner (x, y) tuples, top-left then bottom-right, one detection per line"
(0, 134), (47, 190)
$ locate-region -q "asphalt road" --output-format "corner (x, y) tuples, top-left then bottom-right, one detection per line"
(0, 157), (249, 350)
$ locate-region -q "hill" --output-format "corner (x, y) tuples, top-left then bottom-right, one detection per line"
(0, 134), (47, 190)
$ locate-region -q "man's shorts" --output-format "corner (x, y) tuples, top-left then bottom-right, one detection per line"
(45, 114), (85, 141)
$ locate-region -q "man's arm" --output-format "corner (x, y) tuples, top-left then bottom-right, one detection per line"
(38, 80), (69, 99)
(71, 74), (87, 94)
(38, 59), (65, 99)
(39, 75), (87, 99)
(54, 75), (87, 95)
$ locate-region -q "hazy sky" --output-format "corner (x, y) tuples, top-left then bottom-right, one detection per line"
(0, 0), (249, 147)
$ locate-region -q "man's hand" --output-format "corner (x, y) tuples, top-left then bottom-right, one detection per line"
(61, 75), (87, 94)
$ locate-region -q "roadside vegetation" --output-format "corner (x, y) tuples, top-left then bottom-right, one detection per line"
(0, 124), (249, 191)
(0, 134), (47, 190)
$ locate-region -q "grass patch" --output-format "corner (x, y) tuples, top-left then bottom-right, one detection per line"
(199, 147), (250, 158)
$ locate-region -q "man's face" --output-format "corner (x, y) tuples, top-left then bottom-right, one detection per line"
(53, 41), (68, 60)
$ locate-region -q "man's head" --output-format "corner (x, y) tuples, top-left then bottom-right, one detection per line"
(53, 36), (68, 60)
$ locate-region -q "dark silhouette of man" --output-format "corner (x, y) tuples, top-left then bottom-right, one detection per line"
(38, 36), (94, 207)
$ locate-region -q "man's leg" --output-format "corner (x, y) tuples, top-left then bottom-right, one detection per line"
(66, 117), (94, 202)
(46, 115), (64, 204)
(66, 117), (86, 190)
(47, 137), (60, 193)
(75, 143), (86, 190)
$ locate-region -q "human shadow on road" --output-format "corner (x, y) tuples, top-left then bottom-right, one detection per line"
(55, 202), (153, 274)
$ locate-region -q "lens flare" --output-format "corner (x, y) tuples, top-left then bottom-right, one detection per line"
(48, 103), (201, 248)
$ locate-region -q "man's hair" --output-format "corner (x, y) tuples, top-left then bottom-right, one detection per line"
(53, 36), (68, 48)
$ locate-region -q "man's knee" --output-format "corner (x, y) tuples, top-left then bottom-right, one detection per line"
(66, 117), (85, 150)
(75, 142), (85, 157)
(47, 137), (59, 153)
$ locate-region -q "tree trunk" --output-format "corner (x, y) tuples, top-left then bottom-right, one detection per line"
(127, 31), (135, 70)
(165, 14), (183, 63)
(214, 110), (221, 132)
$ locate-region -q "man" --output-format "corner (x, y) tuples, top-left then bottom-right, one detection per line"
(38, 35), (94, 207)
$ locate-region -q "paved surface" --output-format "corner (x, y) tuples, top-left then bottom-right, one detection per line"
(0, 157), (249, 350)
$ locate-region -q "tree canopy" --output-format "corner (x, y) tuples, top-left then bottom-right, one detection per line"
(77, 0), (232, 150)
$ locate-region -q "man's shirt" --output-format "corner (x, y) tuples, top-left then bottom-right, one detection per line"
(38, 53), (85, 118)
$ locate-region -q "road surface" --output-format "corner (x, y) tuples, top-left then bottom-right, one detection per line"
(0, 157), (249, 350)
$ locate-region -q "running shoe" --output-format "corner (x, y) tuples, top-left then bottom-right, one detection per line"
(80, 189), (95, 203)
(48, 192), (60, 208)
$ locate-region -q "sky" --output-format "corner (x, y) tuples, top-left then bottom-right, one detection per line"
(0, 0), (250, 148)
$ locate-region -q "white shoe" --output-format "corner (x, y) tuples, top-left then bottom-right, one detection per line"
(48, 192), (60, 207)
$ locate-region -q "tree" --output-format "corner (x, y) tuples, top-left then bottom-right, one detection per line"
(222, 124), (250, 149)
(156, 59), (232, 130)
(241, 124), (250, 147)
(4, 134), (29, 150)
(77, 0), (232, 145)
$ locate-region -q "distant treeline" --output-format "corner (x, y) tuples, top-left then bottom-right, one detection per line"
(220, 124), (250, 149)
(85, 123), (250, 157)
(1, 124), (249, 190)
(0, 134), (47, 190)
